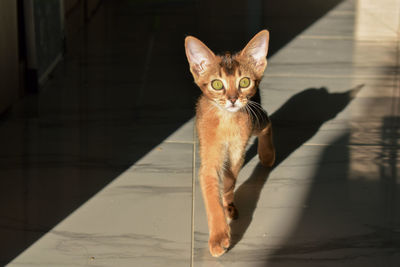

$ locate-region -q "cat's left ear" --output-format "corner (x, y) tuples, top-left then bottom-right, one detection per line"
(240, 30), (270, 77)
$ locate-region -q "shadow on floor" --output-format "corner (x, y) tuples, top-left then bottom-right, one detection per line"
(0, 0), (344, 264)
(231, 85), (362, 249)
(263, 116), (400, 266)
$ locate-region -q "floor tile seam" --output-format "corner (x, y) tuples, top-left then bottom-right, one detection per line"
(329, 10), (355, 16)
(265, 73), (395, 79)
(299, 35), (399, 42)
(164, 140), (195, 144)
(163, 137), (399, 148)
(360, 8), (400, 35)
(304, 143), (400, 148)
(190, 119), (196, 267)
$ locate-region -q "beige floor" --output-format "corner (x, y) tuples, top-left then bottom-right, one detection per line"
(2, 0), (399, 266)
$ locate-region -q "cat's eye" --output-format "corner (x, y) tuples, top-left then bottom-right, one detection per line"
(239, 77), (250, 88)
(211, 79), (224, 90)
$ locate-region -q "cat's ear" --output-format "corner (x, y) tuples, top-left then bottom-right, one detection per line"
(185, 36), (216, 77)
(240, 30), (270, 76)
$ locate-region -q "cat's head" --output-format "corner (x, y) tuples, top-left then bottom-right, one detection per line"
(185, 30), (269, 112)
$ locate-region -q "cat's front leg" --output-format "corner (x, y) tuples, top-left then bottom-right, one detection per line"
(199, 165), (230, 257)
(199, 145), (230, 257)
(222, 145), (246, 221)
(222, 169), (239, 221)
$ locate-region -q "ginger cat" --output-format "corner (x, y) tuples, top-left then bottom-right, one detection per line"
(185, 30), (275, 257)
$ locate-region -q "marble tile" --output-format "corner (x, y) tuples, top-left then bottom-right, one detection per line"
(8, 142), (193, 267)
(259, 74), (399, 148)
(1, 0), (195, 264)
(266, 39), (398, 78)
(298, 0), (399, 42)
(164, 119), (195, 143)
(194, 132), (400, 266)
(193, 15), (399, 263)
(300, 0), (357, 39)
(353, 0), (400, 41)
(262, 71), (396, 96)
(2, 0), (399, 266)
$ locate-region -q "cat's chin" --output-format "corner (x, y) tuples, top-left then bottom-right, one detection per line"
(225, 106), (241, 113)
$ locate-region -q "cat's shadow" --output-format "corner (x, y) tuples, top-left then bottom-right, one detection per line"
(229, 85), (363, 249)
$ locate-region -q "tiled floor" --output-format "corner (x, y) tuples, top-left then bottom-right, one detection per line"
(1, 0), (399, 266)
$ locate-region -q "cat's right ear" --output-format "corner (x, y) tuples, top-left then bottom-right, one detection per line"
(240, 30), (270, 77)
(185, 36), (216, 77)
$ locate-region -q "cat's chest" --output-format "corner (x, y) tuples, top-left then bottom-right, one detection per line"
(216, 112), (251, 140)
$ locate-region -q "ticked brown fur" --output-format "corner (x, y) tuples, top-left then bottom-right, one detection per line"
(185, 30), (275, 257)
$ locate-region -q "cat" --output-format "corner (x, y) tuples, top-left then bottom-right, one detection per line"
(184, 30), (275, 257)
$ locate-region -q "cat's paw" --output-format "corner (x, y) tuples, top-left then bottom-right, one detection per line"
(225, 203), (238, 220)
(209, 232), (230, 257)
(259, 149), (275, 168)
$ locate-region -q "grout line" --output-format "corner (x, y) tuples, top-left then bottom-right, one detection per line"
(300, 35), (399, 42)
(300, 35), (355, 40)
(265, 73), (395, 79)
(304, 143), (400, 148)
(164, 140), (195, 144)
(360, 8), (400, 36)
(190, 119), (196, 267)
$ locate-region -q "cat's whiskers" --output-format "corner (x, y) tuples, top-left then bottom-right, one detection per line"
(243, 104), (253, 122)
(247, 100), (268, 115)
(243, 105), (251, 121)
(245, 103), (261, 129)
(247, 101), (269, 127)
(245, 105), (257, 130)
(248, 103), (265, 121)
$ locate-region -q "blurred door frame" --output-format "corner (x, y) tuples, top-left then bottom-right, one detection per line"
(0, 0), (19, 115)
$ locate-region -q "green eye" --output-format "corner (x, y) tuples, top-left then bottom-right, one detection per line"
(239, 77), (250, 88)
(211, 79), (224, 90)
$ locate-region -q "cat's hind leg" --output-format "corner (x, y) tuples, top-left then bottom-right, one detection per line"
(257, 122), (276, 167)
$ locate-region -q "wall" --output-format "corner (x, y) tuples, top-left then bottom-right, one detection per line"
(0, 0), (19, 114)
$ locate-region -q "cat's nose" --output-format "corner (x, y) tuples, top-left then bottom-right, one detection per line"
(229, 98), (237, 104)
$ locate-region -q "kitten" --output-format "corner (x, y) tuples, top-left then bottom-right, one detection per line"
(185, 30), (275, 257)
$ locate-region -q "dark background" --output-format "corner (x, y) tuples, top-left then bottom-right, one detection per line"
(0, 0), (344, 264)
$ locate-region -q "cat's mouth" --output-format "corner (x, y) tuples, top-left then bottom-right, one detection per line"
(226, 106), (241, 112)
(225, 101), (242, 112)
